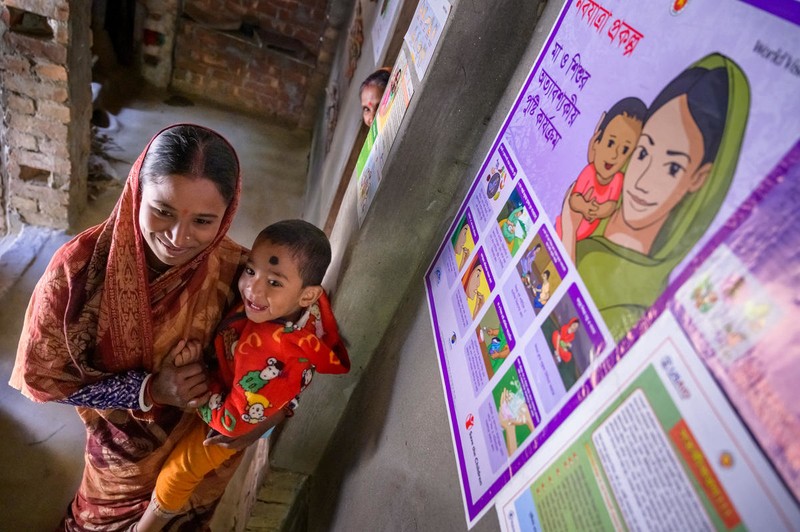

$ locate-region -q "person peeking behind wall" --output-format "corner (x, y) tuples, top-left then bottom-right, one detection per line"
(360, 68), (391, 127)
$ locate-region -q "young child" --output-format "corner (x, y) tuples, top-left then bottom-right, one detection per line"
(556, 97), (646, 241)
(137, 220), (350, 532)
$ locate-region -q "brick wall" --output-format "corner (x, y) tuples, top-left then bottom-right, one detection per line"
(0, 0), (91, 232)
(171, 0), (337, 129)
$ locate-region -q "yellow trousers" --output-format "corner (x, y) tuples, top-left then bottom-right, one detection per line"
(154, 420), (237, 512)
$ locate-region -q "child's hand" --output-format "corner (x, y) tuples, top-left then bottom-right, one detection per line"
(594, 200), (617, 220)
(174, 339), (203, 367)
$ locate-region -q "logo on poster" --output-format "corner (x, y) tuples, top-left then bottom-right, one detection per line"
(465, 413), (474, 430)
(434, 268), (442, 285)
(670, 0), (689, 15)
(720, 452), (734, 468)
(450, 332), (457, 345)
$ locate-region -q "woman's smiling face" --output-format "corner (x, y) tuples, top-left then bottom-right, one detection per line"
(621, 96), (713, 231)
(139, 174), (228, 268)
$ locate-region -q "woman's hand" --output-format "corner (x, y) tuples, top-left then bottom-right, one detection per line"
(149, 339), (211, 409)
(203, 408), (288, 450)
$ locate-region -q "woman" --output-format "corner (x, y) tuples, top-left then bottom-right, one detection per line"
(560, 53), (750, 341)
(452, 218), (472, 270)
(552, 317), (580, 364)
(10, 125), (281, 531)
(360, 68), (391, 128)
(462, 260), (486, 319)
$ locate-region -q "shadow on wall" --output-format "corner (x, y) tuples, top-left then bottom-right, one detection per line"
(306, 293), (410, 529)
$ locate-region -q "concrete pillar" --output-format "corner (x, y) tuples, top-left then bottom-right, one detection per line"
(0, 0), (91, 232)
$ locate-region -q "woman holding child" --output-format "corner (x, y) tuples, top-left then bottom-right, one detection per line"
(10, 125), (283, 530)
(560, 53), (750, 341)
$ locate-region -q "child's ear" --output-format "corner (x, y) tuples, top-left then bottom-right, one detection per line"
(298, 285), (323, 307)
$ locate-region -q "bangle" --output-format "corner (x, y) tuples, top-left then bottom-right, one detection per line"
(139, 374), (153, 412)
(145, 375), (164, 409)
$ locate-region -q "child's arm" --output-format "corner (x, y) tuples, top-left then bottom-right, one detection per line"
(568, 186), (596, 221)
(592, 199), (616, 220)
(198, 375), (259, 439)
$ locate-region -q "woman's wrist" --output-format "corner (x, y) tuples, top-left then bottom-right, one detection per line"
(139, 373), (154, 412)
(143, 373), (165, 409)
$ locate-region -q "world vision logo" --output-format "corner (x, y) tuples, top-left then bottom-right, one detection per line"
(670, 0), (689, 15)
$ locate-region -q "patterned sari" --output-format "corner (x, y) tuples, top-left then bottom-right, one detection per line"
(10, 125), (247, 531)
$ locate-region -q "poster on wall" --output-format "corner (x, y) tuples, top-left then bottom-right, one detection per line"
(371, 0), (404, 62)
(404, 0), (451, 80)
(496, 308), (800, 532)
(356, 49), (415, 225)
(423, 0), (800, 527)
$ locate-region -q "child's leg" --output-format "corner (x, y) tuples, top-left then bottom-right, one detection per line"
(136, 421), (237, 532)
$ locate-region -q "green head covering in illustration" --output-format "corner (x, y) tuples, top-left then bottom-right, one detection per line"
(575, 53), (750, 341)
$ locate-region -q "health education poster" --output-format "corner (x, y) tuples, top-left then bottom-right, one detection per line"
(404, 0), (451, 80)
(371, 0), (404, 63)
(422, 0), (800, 527)
(356, 49), (415, 225)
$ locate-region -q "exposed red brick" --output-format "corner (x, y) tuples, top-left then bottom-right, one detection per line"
(38, 100), (71, 123)
(7, 93), (36, 114)
(0, 54), (32, 76)
(54, 22), (69, 44)
(4, 32), (68, 64)
(4, 73), (68, 102)
(35, 62), (68, 81)
(9, 113), (68, 143)
(13, 148), (71, 175)
(6, 130), (38, 151)
(4, 0), (69, 20)
(37, 136), (70, 158)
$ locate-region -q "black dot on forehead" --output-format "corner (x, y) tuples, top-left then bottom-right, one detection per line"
(269, 256), (279, 265)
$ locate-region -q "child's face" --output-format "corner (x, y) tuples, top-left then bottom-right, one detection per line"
(239, 239), (313, 324)
(591, 114), (642, 182)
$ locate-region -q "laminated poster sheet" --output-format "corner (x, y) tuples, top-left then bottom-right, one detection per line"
(423, 0), (800, 526)
(356, 49), (415, 225)
(404, 0), (451, 80)
(371, 0), (404, 63)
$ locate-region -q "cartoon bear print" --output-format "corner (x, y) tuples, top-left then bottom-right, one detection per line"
(260, 357), (285, 381)
(242, 391), (270, 424)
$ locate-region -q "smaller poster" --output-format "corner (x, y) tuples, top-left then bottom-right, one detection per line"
(371, 0), (404, 62)
(356, 49), (415, 225)
(495, 311), (800, 532)
(404, 0), (451, 80)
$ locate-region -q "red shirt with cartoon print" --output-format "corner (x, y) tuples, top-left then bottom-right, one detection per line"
(199, 292), (349, 437)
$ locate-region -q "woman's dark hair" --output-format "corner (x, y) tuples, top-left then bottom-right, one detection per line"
(140, 125), (239, 204)
(359, 68), (391, 95)
(646, 67), (729, 167)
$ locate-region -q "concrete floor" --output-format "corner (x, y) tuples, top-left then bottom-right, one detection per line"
(0, 88), (310, 531)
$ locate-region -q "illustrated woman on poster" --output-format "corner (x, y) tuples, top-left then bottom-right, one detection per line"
(559, 53), (750, 341)
(451, 216), (474, 270)
(462, 257), (488, 319)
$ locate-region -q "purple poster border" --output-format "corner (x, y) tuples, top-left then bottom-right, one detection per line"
(738, 0), (800, 26)
(426, 0), (800, 516)
(423, 0), (576, 519)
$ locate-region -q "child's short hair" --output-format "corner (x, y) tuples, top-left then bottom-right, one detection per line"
(256, 220), (331, 287)
(595, 97), (647, 141)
